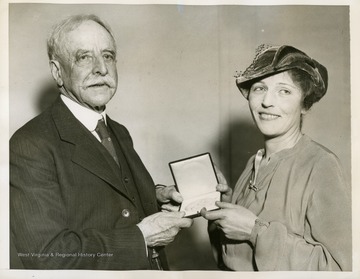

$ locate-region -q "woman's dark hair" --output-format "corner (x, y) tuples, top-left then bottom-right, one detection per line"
(287, 68), (319, 111)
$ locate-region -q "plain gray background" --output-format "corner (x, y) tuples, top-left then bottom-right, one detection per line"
(9, 4), (350, 270)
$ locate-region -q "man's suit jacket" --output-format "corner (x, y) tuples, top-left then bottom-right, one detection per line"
(10, 97), (160, 269)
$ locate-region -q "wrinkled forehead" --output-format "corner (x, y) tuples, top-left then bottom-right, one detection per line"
(59, 20), (116, 56)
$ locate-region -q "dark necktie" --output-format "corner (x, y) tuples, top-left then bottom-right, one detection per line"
(95, 118), (119, 165)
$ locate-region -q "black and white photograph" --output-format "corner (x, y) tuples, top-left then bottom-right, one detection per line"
(1, 0), (359, 278)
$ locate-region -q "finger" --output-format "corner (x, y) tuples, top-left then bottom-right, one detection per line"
(170, 190), (183, 203)
(214, 165), (227, 184)
(167, 214), (193, 228)
(179, 218), (194, 228)
(161, 204), (180, 212)
(201, 209), (226, 221)
(213, 220), (222, 228)
(216, 184), (231, 193)
(161, 205), (173, 212)
(160, 186), (183, 203)
(162, 211), (185, 218)
(200, 207), (207, 217)
(215, 201), (238, 209)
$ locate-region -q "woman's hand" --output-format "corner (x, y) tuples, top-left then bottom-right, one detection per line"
(201, 201), (258, 241)
(214, 165), (233, 203)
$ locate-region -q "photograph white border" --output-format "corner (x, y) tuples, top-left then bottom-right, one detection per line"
(1, 0), (359, 278)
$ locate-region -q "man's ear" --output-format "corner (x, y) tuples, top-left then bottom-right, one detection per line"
(50, 60), (63, 87)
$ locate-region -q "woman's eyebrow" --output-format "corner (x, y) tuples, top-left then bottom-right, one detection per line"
(277, 82), (298, 89)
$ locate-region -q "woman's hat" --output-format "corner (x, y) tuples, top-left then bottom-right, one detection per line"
(235, 44), (328, 100)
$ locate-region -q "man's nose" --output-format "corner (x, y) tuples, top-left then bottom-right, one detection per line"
(92, 56), (108, 75)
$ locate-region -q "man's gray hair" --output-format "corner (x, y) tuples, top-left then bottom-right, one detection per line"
(47, 14), (116, 61)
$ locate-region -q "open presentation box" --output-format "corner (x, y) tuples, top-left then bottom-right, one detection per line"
(169, 153), (220, 218)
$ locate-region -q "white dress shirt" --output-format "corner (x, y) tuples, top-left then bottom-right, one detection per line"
(60, 94), (106, 142)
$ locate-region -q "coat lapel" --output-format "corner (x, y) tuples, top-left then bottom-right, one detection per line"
(50, 97), (130, 198)
(107, 117), (158, 215)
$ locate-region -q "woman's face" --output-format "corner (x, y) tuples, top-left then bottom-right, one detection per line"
(248, 71), (306, 140)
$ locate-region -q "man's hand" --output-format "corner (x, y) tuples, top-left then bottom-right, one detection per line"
(156, 185), (183, 212)
(137, 211), (193, 247)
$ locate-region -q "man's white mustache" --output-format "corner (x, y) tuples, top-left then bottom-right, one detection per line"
(85, 78), (116, 88)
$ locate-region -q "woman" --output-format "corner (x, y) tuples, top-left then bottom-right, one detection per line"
(201, 45), (351, 271)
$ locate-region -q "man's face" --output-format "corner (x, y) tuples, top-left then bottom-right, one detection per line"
(57, 20), (118, 111)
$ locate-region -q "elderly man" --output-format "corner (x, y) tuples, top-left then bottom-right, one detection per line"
(10, 14), (192, 270)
